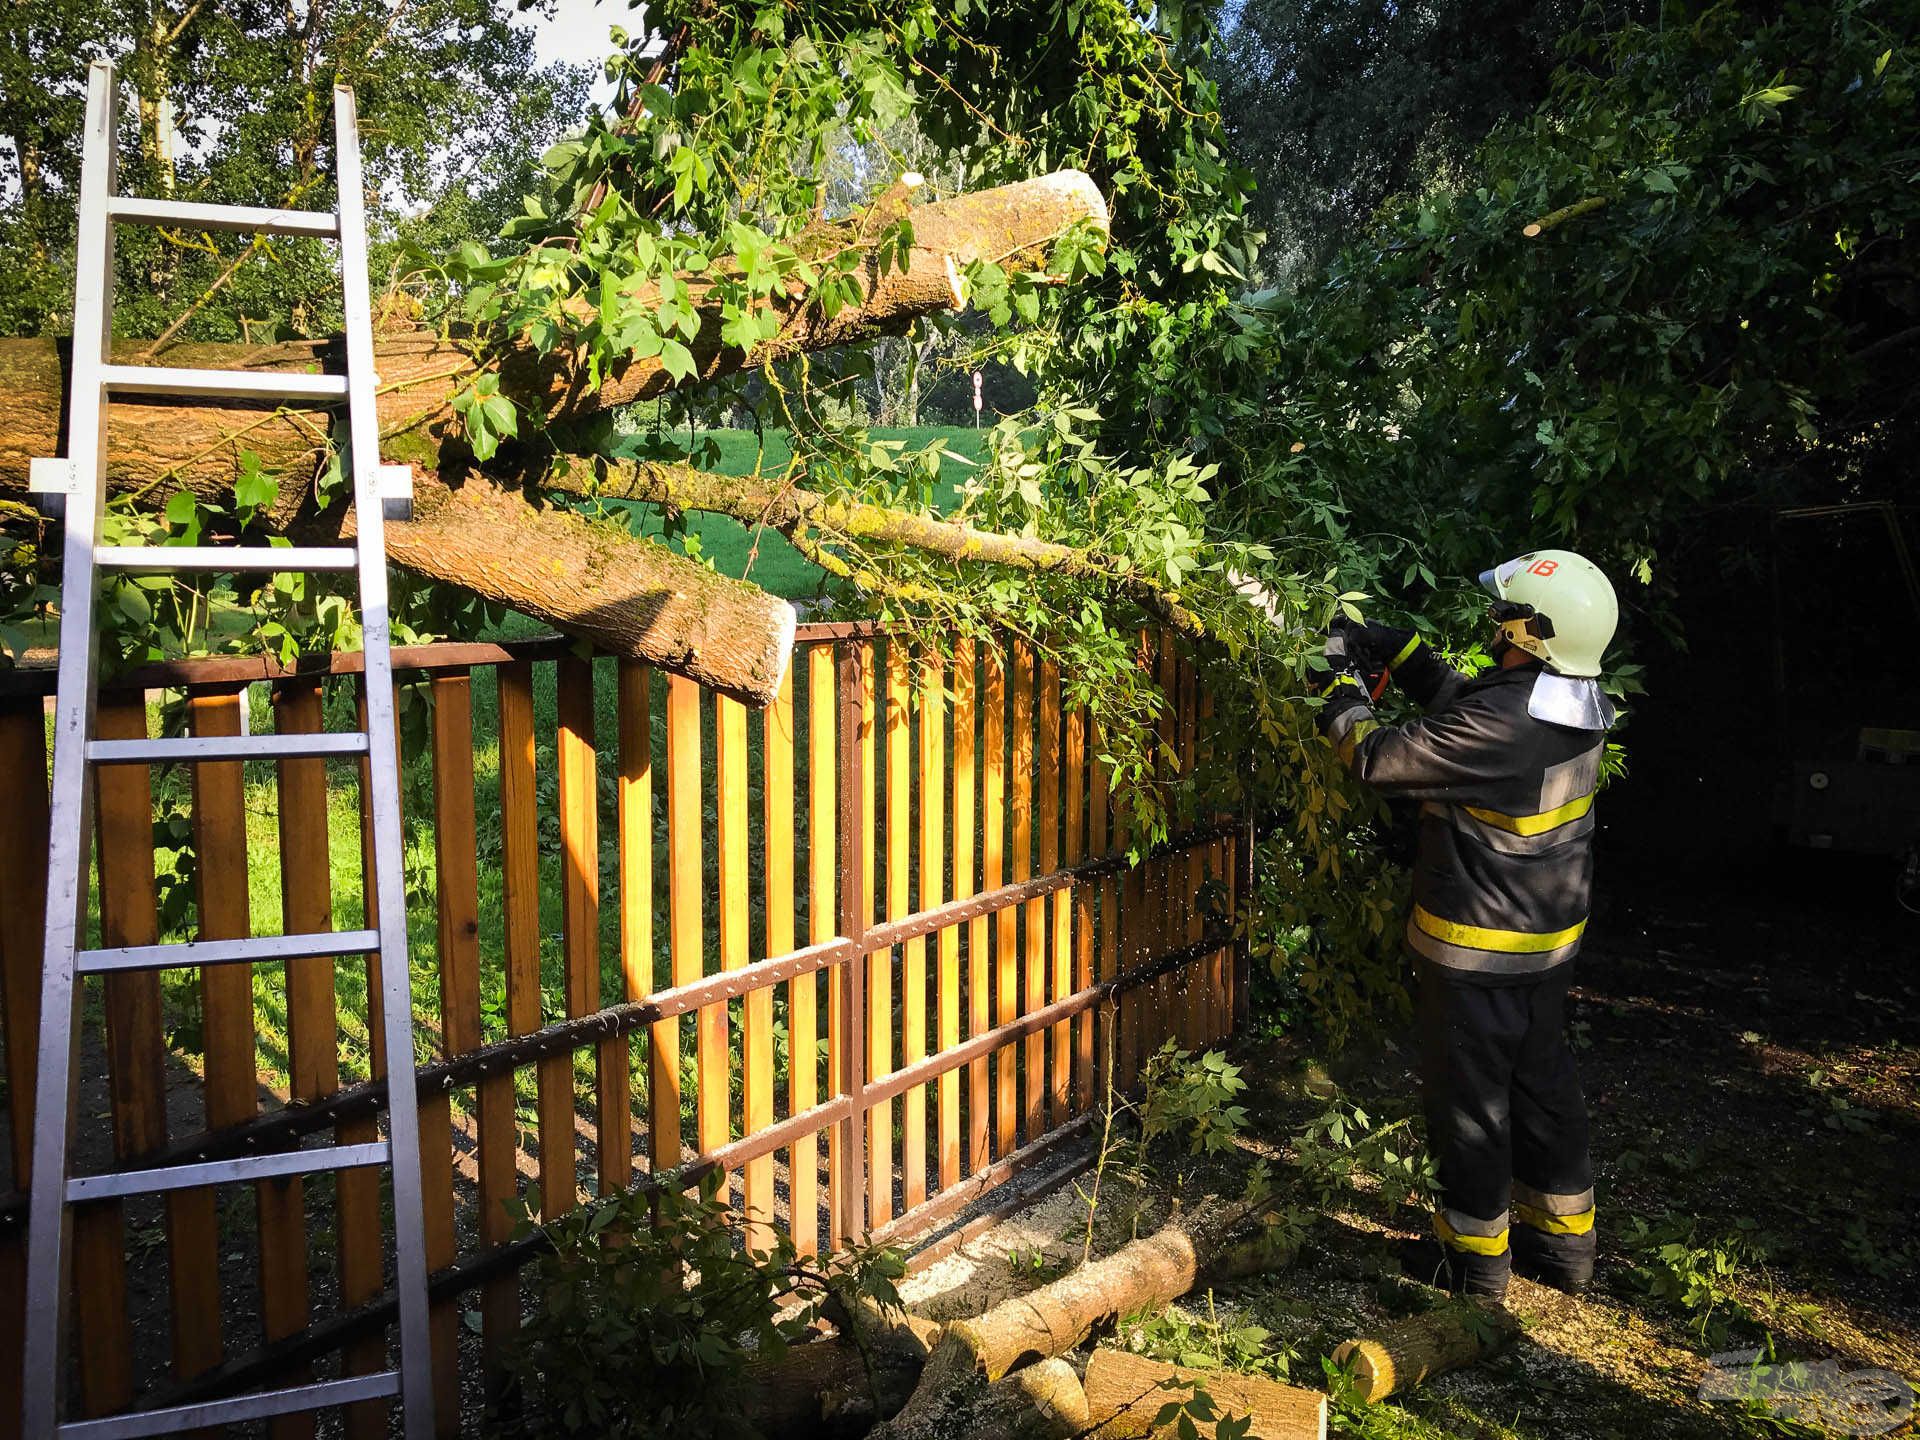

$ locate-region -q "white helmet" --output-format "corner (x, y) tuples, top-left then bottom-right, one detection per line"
(1479, 549), (1617, 678)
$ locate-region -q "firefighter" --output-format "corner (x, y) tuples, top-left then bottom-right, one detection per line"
(1316, 550), (1619, 1301)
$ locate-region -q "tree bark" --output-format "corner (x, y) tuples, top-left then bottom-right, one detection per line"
(1082, 1350), (1327, 1439)
(1328, 1299), (1521, 1403)
(352, 474), (796, 705)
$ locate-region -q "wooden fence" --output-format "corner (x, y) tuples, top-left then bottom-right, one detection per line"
(0, 622), (1246, 1436)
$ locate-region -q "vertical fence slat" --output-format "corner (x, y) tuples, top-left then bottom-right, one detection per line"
(560, 659), (602, 1210)
(427, 672), (481, 1432)
(0, 698), (48, 1440)
(983, 646), (1013, 1158)
(760, 667), (795, 1251)
(1179, 657), (1201, 1050)
(1152, 635), (1180, 1058)
(1065, 701), (1089, 1114)
(1088, 719), (1112, 1100)
(268, 680), (336, 1437)
(741, 684), (778, 1249)
(82, 695), (163, 1417)
(664, 675), (702, 1178)
(922, 651), (957, 1194)
(875, 643), (907, 1223)
(351, 684), (387, 1081)
(1038, 661), (1066, 1127)
(1010, 644), (1039, 1142)
(0, 699), (49, 1190)
(481, 661), (539, 1388)
(189, 691), (260, 1394)
(810, 646), (838, 1253)
(903, 646), (935, 1210)
(950, 641), (984, 1177)
(762, 664), (798, 1253)
(342, 679), (395, 1438)
(834, 643), (872, 1244)
(616, 661), (653, 1199)
(712, 697), (747, 1197)
(1115, 646), (1141, 1094)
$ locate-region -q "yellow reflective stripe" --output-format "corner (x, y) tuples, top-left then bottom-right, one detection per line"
(1336, 718), (1378, 767)
(1516, 1202), (1595, 1236)
(1434, 1212), (1510, 1256)
(1412, 904), (1587, 954)
(1389, 635), (1422, 669)
(1462, 791), (1595, 836)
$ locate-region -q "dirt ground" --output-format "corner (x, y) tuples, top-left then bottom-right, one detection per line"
(894, 856), (1920, 1439)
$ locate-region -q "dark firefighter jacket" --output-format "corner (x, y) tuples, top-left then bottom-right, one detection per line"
(1319, 639), (1605, 980)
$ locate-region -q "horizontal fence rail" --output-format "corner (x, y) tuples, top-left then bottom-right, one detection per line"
(0, 624), (1248, 1436)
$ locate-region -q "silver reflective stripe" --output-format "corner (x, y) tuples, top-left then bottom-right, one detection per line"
(1540, 749), (1601, 812)
(1447, 803), (1596, 856)
(1443, 1206), (1510, 1239)
(1513, 1181), (1595, 1215)
(1406, 919), (1583, 974)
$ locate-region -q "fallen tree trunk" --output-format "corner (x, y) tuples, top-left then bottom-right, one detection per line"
(1329, 1299), (1521, 1403)
(0, 172), (1107, 505)
(871, 1198), (1289, 1440)
(1082, 1350), (1327, 1440)
(562, 457), (1207, 640)
(357, 474), (795, 704)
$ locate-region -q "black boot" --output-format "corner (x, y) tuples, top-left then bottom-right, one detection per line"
(1397, 1236), (1511, 1302)
(1511, 1225), (1594, 1294)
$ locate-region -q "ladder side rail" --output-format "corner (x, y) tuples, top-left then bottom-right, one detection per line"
(331, 82), (437, 1440)
(24, 57), (120, 1439)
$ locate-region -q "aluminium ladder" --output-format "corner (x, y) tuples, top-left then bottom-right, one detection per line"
(22, 59), (435, 1438)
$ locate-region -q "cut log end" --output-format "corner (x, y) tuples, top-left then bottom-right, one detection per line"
(1329, 1298), (1521, 1404)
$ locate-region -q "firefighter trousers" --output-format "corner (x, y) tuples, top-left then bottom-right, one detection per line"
(1416, 960), (1596, 1290)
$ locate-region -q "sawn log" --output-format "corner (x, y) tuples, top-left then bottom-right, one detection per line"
(1082, 1350), (1327, 1440)
(1329, 1298), (1522, 1403)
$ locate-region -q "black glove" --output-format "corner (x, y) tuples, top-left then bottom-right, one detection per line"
(1356, 621), (1418, 672)
(1322, 617), (1379, 696)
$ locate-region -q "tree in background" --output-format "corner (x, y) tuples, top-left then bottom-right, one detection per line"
(0, 0), (590, 340)
(1206, 0), (1655, 280)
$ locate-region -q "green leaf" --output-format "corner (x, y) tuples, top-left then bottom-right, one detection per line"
(660, 339), (697, 384)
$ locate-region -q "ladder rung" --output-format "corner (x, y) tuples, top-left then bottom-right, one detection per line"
(95, 545), (359, 573)
(89, 732), (371, 764)
(66, 1141), (391, 1202)
(78, 928), (380, 974)
(58, 1370), (401, 1439)
(108, 194), (340, 239)
(101, 363), (349, 402)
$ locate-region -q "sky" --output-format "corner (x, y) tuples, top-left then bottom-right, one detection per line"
(517, 0), (664, 108)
